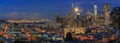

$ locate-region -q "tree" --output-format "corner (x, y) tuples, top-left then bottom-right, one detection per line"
(65, 32), (73, 42)
(110, 7), (120, 43)
(110, 7), (120, 28)
(0, 39), (4, 43)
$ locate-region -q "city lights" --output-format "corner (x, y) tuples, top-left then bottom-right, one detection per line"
(0, 0), (119, 43)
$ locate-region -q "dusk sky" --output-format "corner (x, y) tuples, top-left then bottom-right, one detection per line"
(0, 0), (120, 20)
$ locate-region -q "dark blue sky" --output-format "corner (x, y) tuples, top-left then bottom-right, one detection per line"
(0, 0), (120, 20)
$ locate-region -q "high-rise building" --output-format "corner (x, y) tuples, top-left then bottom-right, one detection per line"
(86, 10), (93, 23)
(94, 4), (97, 16)
(103, 4), (110, 18)
(93, 4), (98, 23)
(102, 4), (110, 25)
(86, 10), (91, 19)
(56, 15), (64, 24)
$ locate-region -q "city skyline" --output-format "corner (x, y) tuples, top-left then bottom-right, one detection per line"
(0, 0), (120, 20)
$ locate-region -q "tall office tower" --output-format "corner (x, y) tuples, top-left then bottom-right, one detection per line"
(56, 15), (64, 24)
(86, 10), (91, 19)
(86, 10), (93, 22)
(94, 4), (97, 16)
(94, 4), (98, 22)
(76, 12), (81, 27)
(102, 4), (110, 25)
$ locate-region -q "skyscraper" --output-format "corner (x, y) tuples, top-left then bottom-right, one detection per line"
(102, 4), (110, 25)
(94, 4), (97, 16)
(103, 4), (110, 18)
(56, 15), (64, 24)
(93, 4), (98, 23)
